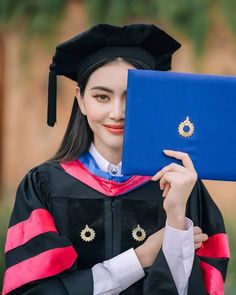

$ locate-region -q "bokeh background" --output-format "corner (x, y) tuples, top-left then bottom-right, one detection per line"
(0, 0), (235, 293)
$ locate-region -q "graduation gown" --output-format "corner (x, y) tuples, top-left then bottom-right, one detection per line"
(2, 159), (230, 295)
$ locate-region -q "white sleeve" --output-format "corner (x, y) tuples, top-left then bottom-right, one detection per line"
(162, 218), (194, 295)
(92, 248), (145, 295)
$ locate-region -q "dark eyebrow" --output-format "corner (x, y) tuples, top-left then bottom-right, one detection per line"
(90, 86), (127, 95)
(90, 86), (114, 93)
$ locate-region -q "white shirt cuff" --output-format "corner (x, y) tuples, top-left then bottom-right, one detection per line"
(163, 217), (194, 259)
(163, 217), (194, 295)
(92, 248), (145, 294)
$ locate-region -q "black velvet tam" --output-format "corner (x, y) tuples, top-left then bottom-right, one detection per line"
(48, 24), (181, 126)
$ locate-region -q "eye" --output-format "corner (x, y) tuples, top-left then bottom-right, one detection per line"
(94, 94), (110, 102)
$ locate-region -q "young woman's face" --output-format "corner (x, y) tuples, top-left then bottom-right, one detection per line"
(76, 60), (135, 162)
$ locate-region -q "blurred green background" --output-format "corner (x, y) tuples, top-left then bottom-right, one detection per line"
(0, 0), (235, 293)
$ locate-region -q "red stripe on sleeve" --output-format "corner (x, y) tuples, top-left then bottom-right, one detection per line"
(196, 233), (230, 259)
(5, 209), (58, 253)
(200, 261), (224, 295)
(2, 245), (78, 295)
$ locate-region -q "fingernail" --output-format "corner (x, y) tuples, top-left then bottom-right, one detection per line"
(163, 149), (173, 152)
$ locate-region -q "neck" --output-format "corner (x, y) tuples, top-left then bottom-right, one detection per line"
(93, 144), (122, 165)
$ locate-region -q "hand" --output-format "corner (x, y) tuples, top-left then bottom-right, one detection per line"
(135, 228), (164, 268)
(135, 226), (208, 268)
(194, 226), (208, 249)
(152, 150), (197, 229)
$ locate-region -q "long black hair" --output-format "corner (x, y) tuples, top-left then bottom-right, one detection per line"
(51, 57), (152, 162)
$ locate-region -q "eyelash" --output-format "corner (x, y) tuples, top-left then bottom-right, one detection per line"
(93, 94), (110, 102)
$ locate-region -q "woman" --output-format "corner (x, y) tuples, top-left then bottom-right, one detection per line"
(2, 24), (229, 295)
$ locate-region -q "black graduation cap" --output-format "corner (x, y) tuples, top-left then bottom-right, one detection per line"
(48, 23), (181, 127)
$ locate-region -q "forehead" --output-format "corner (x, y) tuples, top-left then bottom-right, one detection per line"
(86, 60), (136, 88)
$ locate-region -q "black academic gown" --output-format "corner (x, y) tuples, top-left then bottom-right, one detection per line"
(2, 161), (229, 295)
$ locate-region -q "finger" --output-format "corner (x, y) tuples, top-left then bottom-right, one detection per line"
(162, 183), (170, 198)
(163, 150), (196, 171)
(194, 233), (208, 244)
(194, 242), (202, 250)
(201, 233), (208, 242)
(152, 163), (186, 181)
(193, 226), (202, 235)
(159, 175), (168, 190)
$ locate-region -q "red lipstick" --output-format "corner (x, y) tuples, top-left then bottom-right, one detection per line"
(104, 124), (124, 134)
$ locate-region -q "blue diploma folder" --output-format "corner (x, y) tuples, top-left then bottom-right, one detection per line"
(121, 70), (236, 181)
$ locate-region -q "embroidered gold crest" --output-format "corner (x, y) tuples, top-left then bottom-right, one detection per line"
(132, 224), (146, 242)
(178, 116), (194, 138)
(80, 225), (96, 242)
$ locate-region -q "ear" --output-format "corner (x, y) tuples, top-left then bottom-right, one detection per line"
(75, 86), (87, 115)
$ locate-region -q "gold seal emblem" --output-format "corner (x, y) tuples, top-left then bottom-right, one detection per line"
(178, 116), (194, 138)
(80, 225), (96, 242)
(132, 224), (146, 242)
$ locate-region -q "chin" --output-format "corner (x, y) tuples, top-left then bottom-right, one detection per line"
(109, 143), (123, 151)
(107, 140), (123, 151)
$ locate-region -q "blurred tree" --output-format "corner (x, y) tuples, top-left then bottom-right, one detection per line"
(219, 0), (236, 35)
(0, 0), (66, 37)
(155, 0), (210, 55)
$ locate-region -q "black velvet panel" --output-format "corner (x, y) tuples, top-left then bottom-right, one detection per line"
(68, 198), (105, 269)
(119, 199), (166, 252)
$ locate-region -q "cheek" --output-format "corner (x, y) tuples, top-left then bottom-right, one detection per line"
(85, 105), (106, 125)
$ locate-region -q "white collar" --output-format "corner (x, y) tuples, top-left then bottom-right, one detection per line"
(89, 143), (122, 176)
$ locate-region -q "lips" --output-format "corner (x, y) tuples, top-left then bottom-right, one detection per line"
(103, 124), (124, 134)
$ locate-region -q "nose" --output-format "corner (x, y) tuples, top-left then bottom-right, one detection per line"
(109, 98), (125, 121)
